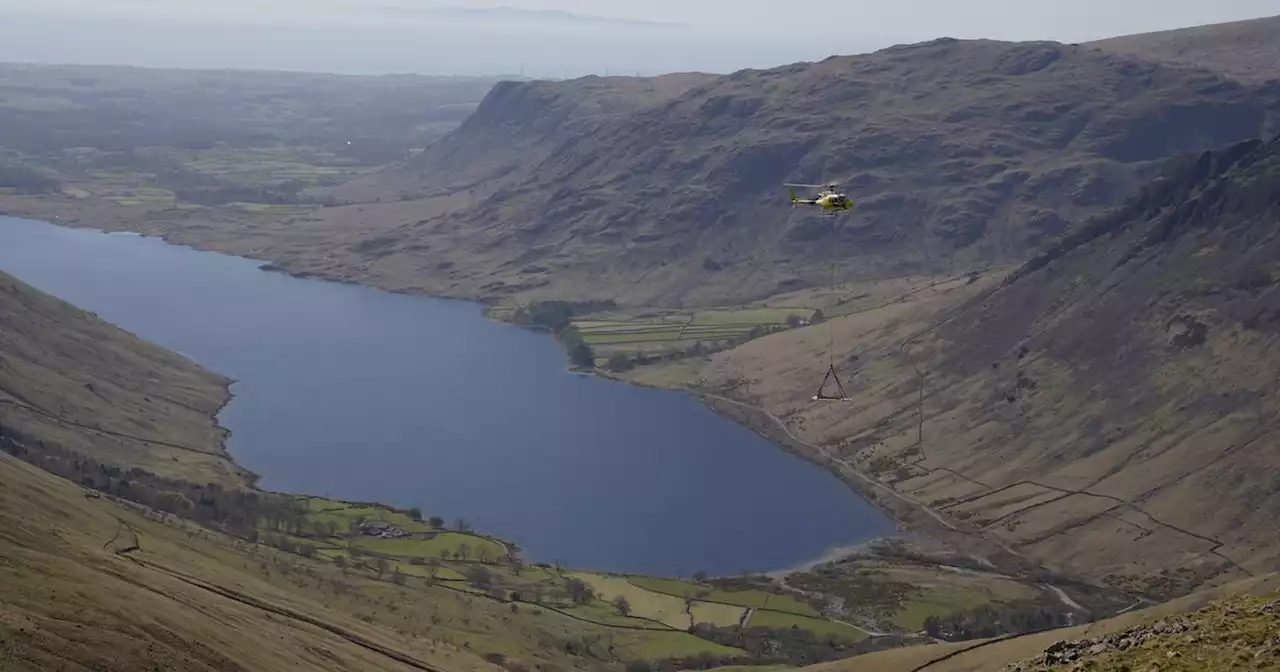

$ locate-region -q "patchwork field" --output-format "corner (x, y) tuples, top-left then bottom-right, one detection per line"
(571, 573), (749, 630)
(628, 576), (823, 617)
(574, 306), (817, 362)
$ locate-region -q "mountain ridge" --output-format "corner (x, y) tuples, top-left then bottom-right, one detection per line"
(317, 33), (1279, 308)
(1088, 14), (1280, 84)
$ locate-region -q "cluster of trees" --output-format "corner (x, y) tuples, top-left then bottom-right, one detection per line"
(512, 300), (616, 332)
(0, 423), (314, 538)
(511, 300), (616, 369)
(559, 327), (596, 369)
(922, 600), (1073, 641)
(564, 577), (595, 605)
(0, 421), (452, 561)
(0, 162), (62, 193)
(785, 566), (915, 620)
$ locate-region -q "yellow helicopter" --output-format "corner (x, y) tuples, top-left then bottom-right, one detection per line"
(785, 182), (855, 216)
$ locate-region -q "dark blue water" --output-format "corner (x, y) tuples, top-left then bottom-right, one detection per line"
(0, 215), (896, 575)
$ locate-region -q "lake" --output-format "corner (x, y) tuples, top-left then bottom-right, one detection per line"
(0, 215), (896, 576)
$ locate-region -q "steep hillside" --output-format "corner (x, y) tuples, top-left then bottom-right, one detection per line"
(0, 269), (246, 486)
(801, 572), (1280, 672)
(286, 36), (1280, 308)
(0, 271), (490, 670)
(0, 452), (490, 671)
(698, 135), (1280, 595)
(1089, 14), (1280, 84)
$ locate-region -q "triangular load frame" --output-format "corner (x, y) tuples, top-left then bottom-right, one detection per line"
(812, 364), (851, 402)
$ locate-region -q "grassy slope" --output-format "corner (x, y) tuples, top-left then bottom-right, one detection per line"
(0, 269), (246, 486)
(0, 452), (485, 672)
(1088, 14), (1280, 84)
(699, 136), (1280, 595)
(0, 447), (746, 671)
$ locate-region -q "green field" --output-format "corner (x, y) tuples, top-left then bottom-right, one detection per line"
(746, 611), (868, 642)
(573, 573), (747, 629)
(627, 576), (822, 617)
(889, 585), (1024, 632)
(263, 496), (879, 658)
(353, 533), (506, 561)
(574, 306), (816, 362)
(615, 631), (746, 660)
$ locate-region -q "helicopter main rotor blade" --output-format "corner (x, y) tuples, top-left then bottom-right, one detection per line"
(784, 183), (828, 188)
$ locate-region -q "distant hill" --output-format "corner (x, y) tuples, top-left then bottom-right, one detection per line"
(1089, 14), (1280, 84)
(376, 5), (681, 27)
(321, 36), (1280, 308)
(701, 134), (1280, 594)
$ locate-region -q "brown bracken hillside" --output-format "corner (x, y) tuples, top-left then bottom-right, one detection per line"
(700, 134), (1280, 598)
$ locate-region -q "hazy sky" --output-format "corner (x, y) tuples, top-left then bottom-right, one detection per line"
(0, 0), (1276, 75)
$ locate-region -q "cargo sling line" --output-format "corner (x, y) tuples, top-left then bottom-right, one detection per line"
(813, 215), (851, 402)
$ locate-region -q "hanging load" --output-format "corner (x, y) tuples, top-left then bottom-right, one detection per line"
(813, 363), (850, 401)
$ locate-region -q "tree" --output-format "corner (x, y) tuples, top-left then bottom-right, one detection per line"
(0, 163), (62, 194)
(810, 309), (826, 324)
(457, 543), (471, 561)
(374, 557), (389, 579)
(428, 516), (445, 529)
(612, 595), (631, 616)
(392, 569), (407, 585)
(467, 564), (493, 590)
(453, 517), (473, 532)
(333, 555), (347, 569)
(693, 571), (708, 583)
(786, 315), (805, 328)
(569, 343), (595, 369)
(605, 353), (634, 372)
(565, 578), (594, 605)
(408, 507), (423, 522)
